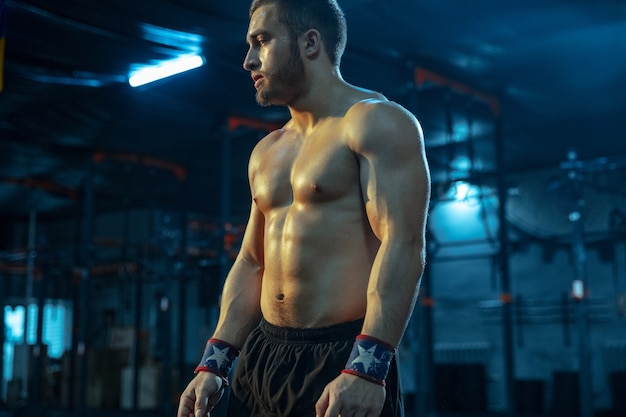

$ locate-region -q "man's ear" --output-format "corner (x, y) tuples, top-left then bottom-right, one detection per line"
(302, 29), (322, 58)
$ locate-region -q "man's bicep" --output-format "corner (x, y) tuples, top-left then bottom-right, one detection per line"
(358, 106), (430, 242)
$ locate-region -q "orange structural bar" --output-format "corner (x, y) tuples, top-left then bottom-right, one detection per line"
(500, 293), (513, 304)
(0, 262), (41, 277)
(420, 296), (435, 307)
(72, 262), (139, 278)
(93, 151), (186, 180)
(414, 67), (500, 116)
(228, 116), (284, 132)
(1, 177), (78, 199)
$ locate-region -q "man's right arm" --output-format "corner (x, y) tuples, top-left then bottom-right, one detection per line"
(177, 144), (266, 417)
(212, 198), (265, 347)
(211, 137), (267, 346)
(176, 200), (265, 417)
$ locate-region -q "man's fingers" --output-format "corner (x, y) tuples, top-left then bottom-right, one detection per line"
(176, 387), (199, 417)
(316, 390), (341, 417)
(194, 389), (209, 417)
(175, 397), (193, 417)
(324, 398), (342, 417)
(315, 387), (330, 417)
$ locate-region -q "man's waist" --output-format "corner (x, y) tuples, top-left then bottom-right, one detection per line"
(259, 316), (364, 343)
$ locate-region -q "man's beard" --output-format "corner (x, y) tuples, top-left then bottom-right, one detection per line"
(256, 41), (307, 107)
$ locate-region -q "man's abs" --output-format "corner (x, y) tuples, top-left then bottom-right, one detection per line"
(259, 207), (378, 328)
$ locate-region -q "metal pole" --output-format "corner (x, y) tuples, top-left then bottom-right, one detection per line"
(159, 245), (176, 415)
(416, 246), (436, 417)
(76, 157), (95, 415)
(177, 212), (188, 393)
(68, 265), (78, 409)
(32, 258), (46, 404)
(407, 73), (436, 417)
(22, 209), (37, 401)
(132, 251), (144, 411)
(494, 113), (516, 417)
(0, 271), (6, 401)
(173, 212), (189, 412)
(563, 150), (593, 417)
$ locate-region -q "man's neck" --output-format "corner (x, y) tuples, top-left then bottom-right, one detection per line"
(287, 72), (351, 134)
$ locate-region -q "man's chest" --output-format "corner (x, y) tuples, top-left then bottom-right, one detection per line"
(252, 132), (360, 211)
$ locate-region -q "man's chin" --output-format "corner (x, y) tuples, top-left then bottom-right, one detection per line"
(255, 91), (268, 106)
(256, 92), (283, 107)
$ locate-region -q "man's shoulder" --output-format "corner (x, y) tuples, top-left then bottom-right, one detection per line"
(342, 95), (423, 150)
(342, 86), (411, 115)
(345, 96), (417, 128)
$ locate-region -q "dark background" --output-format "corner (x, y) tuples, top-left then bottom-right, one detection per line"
(2, 0), (625, 220)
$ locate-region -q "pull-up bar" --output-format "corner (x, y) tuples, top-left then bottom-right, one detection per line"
(415, 67), (500, 117)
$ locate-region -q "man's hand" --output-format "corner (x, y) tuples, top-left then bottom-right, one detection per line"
(176, 372), (224, 417)
(315, 373), (386, 417)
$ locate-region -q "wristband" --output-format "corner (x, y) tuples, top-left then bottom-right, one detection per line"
(194, 338), (239, 385)
(342, 334), (395, 386)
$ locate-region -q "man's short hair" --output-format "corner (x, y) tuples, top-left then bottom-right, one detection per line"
(249, 0), (347, 67)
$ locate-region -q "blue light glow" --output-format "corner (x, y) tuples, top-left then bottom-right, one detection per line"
(448, 181), (479, 202)
(139, 23), (203, 54)
(430, 183), (499, 246)
(128, 54), (205, 87)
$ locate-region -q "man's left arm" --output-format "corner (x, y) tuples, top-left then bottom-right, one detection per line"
(356, 100), (431, 346)
(315, 100), (430, 417)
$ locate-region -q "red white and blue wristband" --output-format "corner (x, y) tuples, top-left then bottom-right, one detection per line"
(194, 338), (239, 385)
(342, 334), (395, 386)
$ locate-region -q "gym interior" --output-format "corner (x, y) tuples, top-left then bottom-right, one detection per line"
(1, 1), (625, 416)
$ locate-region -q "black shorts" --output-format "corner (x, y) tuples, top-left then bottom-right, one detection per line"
(227, 318), (404, 417)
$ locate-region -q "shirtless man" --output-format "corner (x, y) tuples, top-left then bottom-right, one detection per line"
(177, 0), (430, 416)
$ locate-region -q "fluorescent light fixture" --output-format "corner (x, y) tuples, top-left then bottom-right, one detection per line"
(128, 54), (205, 87)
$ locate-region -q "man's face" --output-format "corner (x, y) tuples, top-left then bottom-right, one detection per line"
(244, 5), (308, 106)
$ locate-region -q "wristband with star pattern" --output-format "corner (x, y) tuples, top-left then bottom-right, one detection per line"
(194, 338), (239, 385)
(342, 334), (395, 386)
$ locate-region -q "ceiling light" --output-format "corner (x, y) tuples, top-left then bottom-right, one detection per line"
(128, 54), (204, 87)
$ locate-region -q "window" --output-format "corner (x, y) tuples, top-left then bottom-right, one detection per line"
(2, 302), (72, 401)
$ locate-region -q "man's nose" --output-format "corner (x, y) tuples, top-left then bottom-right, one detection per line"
(243, 49), (260, 71)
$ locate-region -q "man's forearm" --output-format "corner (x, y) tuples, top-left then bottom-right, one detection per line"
(361, 240), (425, 347)
(211, 257), (263, 348)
